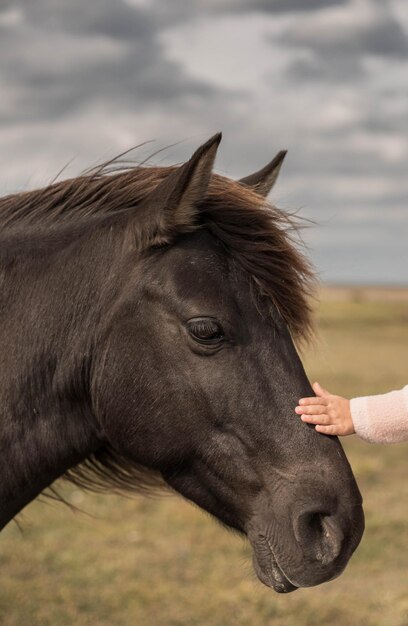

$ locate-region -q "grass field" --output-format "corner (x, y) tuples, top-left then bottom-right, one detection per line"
(1, 286), (407, 626)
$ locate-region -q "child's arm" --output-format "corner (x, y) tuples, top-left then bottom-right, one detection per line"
(296, 382), (408, 443)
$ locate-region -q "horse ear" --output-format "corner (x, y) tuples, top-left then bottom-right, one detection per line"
(141, 133), (221, 243)
(239, 150), (287, 197)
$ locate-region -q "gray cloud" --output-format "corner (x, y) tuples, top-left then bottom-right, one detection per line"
(280, 1), (408, 83)
(234, 0), (346, 12)
(126, 0), (348, 32)
(284, 14), (407, 58)
(287, 56), (364, 82)
(152, 0), (346, 20)
(7, 0), (154, 39)
(362, 18), (408, 57)
(0, 0), (226, 127)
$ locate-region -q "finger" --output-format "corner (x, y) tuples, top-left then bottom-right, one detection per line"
(312, 381), (330, 397)
(300, 413), (329, 425)
(298, 396), (328, 407)
(315, 424), (338, 435)
(295, 404), (327, 415)
(298, 405), (326, 416)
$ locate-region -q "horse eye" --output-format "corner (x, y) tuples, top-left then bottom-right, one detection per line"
(187, 317), (225, 344)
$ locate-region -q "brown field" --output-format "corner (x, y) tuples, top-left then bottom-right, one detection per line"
(1, 287), (407, 626)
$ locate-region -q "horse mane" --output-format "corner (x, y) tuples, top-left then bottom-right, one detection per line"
(0, 162), (316, 340)
(1, 159), (317, 499)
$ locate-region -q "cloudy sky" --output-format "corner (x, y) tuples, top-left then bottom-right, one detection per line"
(0, 0), (407, 284)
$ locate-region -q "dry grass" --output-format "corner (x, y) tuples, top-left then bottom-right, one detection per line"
(1, 288), (407, 626)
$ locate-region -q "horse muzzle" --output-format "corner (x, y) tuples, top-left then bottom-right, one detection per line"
(247, 498), (365, 593)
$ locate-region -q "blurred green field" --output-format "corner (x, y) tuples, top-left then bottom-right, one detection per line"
(1, 286), (407, 626)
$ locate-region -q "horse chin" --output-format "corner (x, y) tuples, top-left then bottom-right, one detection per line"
(252, 544), (298, 594)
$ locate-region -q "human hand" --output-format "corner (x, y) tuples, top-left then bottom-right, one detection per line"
(295, 382), (355, 436)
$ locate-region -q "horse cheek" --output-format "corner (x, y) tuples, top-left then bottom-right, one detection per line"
(92, 323), (198, 468)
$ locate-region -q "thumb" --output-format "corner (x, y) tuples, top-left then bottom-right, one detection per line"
(313, 381), (330, 397)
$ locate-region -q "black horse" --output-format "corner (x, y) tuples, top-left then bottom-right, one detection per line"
(0, 134), (364, 593)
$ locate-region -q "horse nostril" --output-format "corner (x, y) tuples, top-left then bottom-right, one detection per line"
(294, 510), (344, 566)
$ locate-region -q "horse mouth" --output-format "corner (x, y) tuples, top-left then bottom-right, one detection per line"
(252, 537), (298, 594)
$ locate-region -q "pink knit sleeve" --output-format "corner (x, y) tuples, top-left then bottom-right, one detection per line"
(350, 385), (408, 444)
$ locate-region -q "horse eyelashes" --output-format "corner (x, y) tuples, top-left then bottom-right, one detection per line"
(187, 317), (224, 343)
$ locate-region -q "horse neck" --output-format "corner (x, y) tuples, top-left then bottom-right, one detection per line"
(0, 233), (118, 530)
(0, 407), (100, 531)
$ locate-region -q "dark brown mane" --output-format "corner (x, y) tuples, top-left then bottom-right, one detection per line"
(202, 174), (316, 344)
(0, 163), (316, 343)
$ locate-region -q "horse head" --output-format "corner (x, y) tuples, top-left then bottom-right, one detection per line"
(90, 134), (364, 592)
